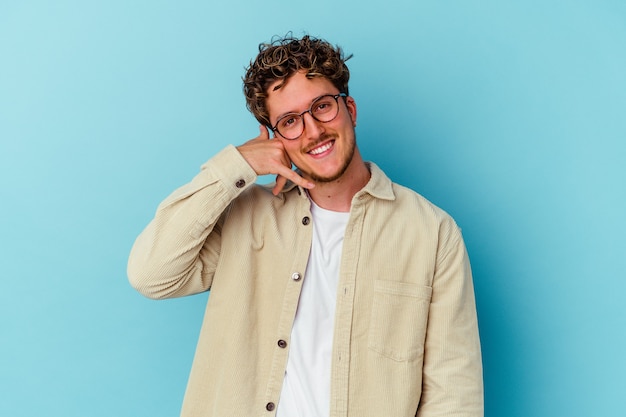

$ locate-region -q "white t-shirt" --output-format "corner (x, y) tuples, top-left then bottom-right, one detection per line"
(276, 199), (350, 417)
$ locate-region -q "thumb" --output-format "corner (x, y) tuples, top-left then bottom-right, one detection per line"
(259, 125), (270, 140)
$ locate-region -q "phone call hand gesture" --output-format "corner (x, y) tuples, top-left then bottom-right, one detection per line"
(236, 125), (315, 195)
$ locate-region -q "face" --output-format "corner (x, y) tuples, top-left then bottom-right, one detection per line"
(266, 71), (358, 183)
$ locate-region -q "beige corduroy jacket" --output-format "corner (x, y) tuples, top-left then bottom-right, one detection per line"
(128, 145), (483, 417)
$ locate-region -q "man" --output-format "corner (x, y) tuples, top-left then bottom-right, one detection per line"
(128, 34), (483, 417)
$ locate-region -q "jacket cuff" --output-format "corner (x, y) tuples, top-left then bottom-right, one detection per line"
(202, 144), (258, 195)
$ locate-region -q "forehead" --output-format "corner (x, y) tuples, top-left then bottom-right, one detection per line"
(266, 72), (337, 120)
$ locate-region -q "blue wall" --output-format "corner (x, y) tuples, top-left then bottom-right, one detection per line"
(1, 1), (625, 416)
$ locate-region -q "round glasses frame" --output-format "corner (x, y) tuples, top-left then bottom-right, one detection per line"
(270, 93), (348, 140)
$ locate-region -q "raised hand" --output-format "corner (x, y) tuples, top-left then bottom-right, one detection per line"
(236, 125), (315, 195)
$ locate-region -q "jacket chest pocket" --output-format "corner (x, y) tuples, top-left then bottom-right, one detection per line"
(368, 280), (432, 362)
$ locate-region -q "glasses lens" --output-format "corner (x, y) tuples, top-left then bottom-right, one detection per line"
(277, 114), (303, 140)
(275, 95), (341, 140)
(311, 96), (339, 122)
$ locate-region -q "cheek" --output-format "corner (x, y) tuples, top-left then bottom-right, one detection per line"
(279, 141), (302, 159)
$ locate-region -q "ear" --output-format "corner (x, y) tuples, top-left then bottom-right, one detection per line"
(345, 96), (357, 127)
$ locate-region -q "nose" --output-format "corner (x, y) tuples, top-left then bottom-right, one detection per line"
(302, 111), (325, 139)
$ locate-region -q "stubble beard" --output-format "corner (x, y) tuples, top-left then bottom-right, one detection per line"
(303, 133), (356, 183)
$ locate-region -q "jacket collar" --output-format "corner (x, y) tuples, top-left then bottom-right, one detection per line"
(280, 162), (396, 202)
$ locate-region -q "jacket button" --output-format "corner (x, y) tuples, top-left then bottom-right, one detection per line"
(291, 272), (301, 281)
(235, 179), (246, 188)
(266, 402), (275, 411)
(277, 339), (287, 348)
(302, 216), (310, 225)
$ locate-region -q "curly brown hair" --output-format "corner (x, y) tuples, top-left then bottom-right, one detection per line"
(243, 34), (353, 127)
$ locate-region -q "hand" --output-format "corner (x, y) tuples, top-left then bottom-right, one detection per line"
(237, 125), (315, 195)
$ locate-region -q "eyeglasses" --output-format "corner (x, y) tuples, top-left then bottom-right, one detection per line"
(270, 93), (347, 140)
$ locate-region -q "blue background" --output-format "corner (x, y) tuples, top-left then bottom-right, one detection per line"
(1, 1), (625, 416)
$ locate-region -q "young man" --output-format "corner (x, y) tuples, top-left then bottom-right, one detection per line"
(128, 35), (483, 417)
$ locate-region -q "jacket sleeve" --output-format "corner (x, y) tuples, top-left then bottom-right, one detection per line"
(127, 145), (258, 299)
(417, 220), (484, 417)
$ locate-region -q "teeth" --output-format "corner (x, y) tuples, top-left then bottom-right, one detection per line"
(309, 142), (333, 155)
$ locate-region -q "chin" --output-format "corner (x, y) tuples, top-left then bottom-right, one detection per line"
(308, 162), (351, 183)
(299, 136), (356, 183)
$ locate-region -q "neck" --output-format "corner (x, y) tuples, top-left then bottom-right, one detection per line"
(306, 149), (371, 212)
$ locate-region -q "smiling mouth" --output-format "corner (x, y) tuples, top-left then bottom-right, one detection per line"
(307, 140), (335, 155)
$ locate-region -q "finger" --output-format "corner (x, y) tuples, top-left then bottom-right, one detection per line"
(258, 124), (270, 140)
(272, 175), (288, 195)
(274, 165), (315, 191)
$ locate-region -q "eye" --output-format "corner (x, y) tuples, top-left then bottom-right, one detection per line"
(313, 98), (334, 114)
(279, 115), (299, 129)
